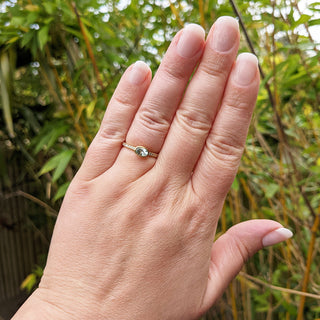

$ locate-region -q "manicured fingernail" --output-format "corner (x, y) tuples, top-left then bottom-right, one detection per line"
(177, 23), (205, 58)
(262, 228), (293, 247)
(211, 16), (239, 52)
(128, 61), (150, 85)
(234, 53), (258, 86)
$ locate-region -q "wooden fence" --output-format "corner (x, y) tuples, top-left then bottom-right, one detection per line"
(0, 150), (50, 306)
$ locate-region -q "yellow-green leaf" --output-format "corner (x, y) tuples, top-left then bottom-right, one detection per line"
(39, 150), (74, 182)
(38, 25), (50, 50)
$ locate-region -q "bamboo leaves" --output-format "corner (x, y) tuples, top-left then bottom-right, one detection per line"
(37, 25), (50, 51)
(0, 50), (14, 137)
(39, 150), (74, 182)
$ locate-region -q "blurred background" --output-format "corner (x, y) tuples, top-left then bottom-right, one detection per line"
(0, 0), (319, 319)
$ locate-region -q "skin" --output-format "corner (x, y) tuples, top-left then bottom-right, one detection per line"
(13, 17), (289, 320)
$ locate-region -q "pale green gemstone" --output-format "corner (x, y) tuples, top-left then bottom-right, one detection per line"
(135, 146), (148, 157)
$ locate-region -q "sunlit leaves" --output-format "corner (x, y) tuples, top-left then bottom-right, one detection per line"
(39, 149), (74, 182)
(37, 24), (50, 50)
(53, 181), (71, 201)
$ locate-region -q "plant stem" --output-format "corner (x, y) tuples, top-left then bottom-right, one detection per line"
(239, 272), (320, 300)
(198, 0), (205, 29)
(229, 0), (317, 220)
(5, 190), (58, 217)
(297, 209), (320, 319)
(169, 1), (184, 27)
(72, 2), (109, 107)
(44, 46), (88, 150)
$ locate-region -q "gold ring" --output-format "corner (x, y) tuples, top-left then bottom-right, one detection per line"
(122, 142), (158, 158)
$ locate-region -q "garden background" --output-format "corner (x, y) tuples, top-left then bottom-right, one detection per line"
(0, 0), (319, 319)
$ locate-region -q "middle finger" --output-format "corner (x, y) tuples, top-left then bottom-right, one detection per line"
(158, 16), (240, 180)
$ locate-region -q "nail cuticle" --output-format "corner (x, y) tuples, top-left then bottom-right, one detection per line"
(128, 61), (149, 85)
(177, 24), (205, 58)
(210, 16), (239, 53)
(233, 53), (258, 86)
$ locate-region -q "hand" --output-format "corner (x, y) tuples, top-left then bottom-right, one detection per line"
(13, 17), (292, 320)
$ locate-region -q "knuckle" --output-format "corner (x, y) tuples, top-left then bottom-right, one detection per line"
(224, 103), (253, 123)
(67, 178), (94, 202)
(228, 101), (251, 115)
(113, 94), (137, 110)
(223, 90), (253, 113)
(198, 54), (230, 81)
(161, 63), (187, 82)
(97, 120), (124, 142)
(176, 108), (212, 135)
(228, 233), (251, 264)
(206, 132), (244, 167)
(138, 107), (171, 134)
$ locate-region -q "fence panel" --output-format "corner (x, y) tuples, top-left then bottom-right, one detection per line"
(0, 151), (50, 305)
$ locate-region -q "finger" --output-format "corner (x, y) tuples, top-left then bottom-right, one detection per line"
(200, 220), (293, 312)
(117, 24), (205, 168)
(192, 53), (260, 199)
(77, 61), (151, 181)
(158, 17), (240, 179)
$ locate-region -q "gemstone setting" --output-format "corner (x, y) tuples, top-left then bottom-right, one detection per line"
(135, 146), (149, 157)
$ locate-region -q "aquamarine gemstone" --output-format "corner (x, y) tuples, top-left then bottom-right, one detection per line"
(135, 146), (149, 157)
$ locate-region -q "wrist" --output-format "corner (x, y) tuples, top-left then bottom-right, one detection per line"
(12, 289), (72, 320)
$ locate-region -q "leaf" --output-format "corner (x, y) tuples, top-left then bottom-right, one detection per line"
(25, 4), (40, 12)
(20, 273), (37, 292)
(11, 17), (25, 27)
(43, 3), (56, 15)
(26, 11), (39, 25)
(265, 183), (279, 199)
(292, 14), (311, 29)
(86, 99), (97, 118)
(37, 25), (50, 50)
(39, 150), (74, 182)
(81, 17), (93, 28)
(6, 36), (20, 44)
(81, 22), (94, 44)
(231, 177), (239, 191)
(33, 124), (69, 155)
(0, 52), (14, 138)
(21, 107), (41, 134)
(308, 18), (320, 26)
(95, 97), (106, 110)
(52, 150), (74, 182)
(21, 31), (35, 48)
(20, 266), (42, 292)
(30, 35), (38, 57)
(53, 182), (71, 201)
(62, 26), (83, 40)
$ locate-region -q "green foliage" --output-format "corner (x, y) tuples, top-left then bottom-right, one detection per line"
(20, 265), (43, 293)
(39, 149), (74, 182)
(53, 181), (71, 201)
(0, 0), (320, 319)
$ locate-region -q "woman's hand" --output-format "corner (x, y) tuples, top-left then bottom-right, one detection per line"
(13, 17), (292, 320)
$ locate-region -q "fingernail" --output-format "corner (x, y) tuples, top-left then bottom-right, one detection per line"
(233, 53), (258, 86)
(210, 16), (239, 52)
(177, 23), (205, 58)
(262, 228), (293, 247)
(128, 61), (150, 85)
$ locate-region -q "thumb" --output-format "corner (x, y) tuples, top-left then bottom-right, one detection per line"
(200, 219), (293, 312)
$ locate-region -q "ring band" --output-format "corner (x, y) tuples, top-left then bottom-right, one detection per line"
(122, 142), (158, 158)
